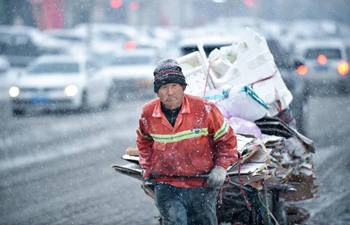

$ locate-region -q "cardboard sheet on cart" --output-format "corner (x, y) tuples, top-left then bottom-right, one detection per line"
(228, 162), (267, 175)
(112, 163), (143, 180)
(122, 134), (262, 160)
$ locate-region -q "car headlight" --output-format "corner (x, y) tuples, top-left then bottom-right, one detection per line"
(64, 85), (78, 97)
(9, 86), (20, 97)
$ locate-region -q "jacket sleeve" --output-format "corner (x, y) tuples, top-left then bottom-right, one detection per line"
(208, 102), (239, 169)
(136, 113), (154, 171)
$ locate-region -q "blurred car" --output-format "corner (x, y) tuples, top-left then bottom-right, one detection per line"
(0, 56), (10, 75)
(293, 38), (350, 94)
(97, 49), (158, 100)
(0, 56), (11, 100)
(45, 28), (86, 45)
(73, 23), (140, 52)
(44, 28), (87, 53)
(8, 55), (114, 116)
(179, 35), (240, 57)
(0, 25), (69, 67)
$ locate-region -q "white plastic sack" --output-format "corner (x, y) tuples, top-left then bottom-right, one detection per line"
(228, 116), (263, 139)
(216, 85), (268, 122)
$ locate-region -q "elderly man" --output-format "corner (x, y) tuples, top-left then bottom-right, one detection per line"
(136, 58), (239, 225)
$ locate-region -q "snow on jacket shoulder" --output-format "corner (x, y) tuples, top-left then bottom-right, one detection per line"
(136, 94), (238, 188)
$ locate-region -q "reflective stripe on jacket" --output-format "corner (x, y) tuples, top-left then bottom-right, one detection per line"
(137, 94), (238, 188)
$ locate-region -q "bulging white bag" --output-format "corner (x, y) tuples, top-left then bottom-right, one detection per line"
(228, 116), (263, 139)
(216, 85), (268, 122)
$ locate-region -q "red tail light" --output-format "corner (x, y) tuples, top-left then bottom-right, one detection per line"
(110, 0), (123, 8)
(296, 65), (308, 76)
(124, 40), (137, 50)
(317, 54), (327, 65)
(338, 60), (349, 76)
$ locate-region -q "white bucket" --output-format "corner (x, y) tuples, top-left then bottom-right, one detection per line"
(177, 51), (214, 97)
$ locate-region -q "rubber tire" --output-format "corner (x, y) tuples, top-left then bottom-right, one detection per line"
(13, 109), (24, 117)
(78, 91), (89, 113)
(100, 88), (113, 110)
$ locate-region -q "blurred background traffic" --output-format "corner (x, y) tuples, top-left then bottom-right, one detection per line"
(1, 1), (350, 124)
(1, 1), (350, 224)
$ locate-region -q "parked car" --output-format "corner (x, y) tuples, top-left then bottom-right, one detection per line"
(8, 55), (114, 116)
(0, 56), (10, 75)
(0, 25), (68, 67)
(73, 23), (140, 53)
(292, 38), (350, 94)
(44, 28), (87, 54)
(179, 35), (240, 57)
(97, 49), (158, 101)
(0, 56), (11, 100)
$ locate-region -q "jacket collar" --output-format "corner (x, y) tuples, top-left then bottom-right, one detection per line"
(152, 94), (191, 118)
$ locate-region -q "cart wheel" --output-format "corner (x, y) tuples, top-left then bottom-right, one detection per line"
(13, 109), (24, 117)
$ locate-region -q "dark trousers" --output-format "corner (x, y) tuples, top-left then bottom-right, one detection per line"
(155, 183), (218, 225)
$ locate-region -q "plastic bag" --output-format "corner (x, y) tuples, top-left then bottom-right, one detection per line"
(203, 88), (229, 103)
(216, 85), (268, 122)
(228, 116), (262, 139)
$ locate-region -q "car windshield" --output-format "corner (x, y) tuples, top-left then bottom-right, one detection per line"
(304, 48), (342, 60)
(27, 62), (80, 74)
(181, 44), (231, 57)
(110, 56), (152, 66)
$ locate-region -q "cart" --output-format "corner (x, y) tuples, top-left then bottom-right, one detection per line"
(112, 116), (317, 225)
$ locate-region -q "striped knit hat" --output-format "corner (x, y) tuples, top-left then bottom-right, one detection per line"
(153, 59), (187, 93)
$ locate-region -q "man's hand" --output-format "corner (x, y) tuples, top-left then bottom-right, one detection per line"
(206, 166), (227, 188)
(141, 169), (155, 186)
(142, 169), (151, 179)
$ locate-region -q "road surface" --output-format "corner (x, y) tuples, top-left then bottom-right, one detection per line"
(0, 91), (349, 225)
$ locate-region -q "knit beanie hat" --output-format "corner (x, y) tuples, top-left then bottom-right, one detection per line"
(153, 58), (187, 93)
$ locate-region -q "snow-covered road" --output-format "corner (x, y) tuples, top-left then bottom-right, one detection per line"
(0, 90), (349, 224)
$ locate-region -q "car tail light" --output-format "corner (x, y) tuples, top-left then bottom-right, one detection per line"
(317, 54), (327, 65)
(124, 41), (137, 50)
(337, 60), (349, 76)
(296, 65), (308, 76)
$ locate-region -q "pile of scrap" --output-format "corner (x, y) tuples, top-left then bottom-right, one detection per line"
(221, 117), (317, 224)
(113, 120), (317, 224)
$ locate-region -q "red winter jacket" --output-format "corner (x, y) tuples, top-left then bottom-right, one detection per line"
(136, 94), (238, 188)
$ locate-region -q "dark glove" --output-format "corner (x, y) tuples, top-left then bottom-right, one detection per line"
(206, 166), (227, 188)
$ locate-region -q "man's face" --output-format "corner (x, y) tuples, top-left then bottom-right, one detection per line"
(157, 83), (185, 110)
